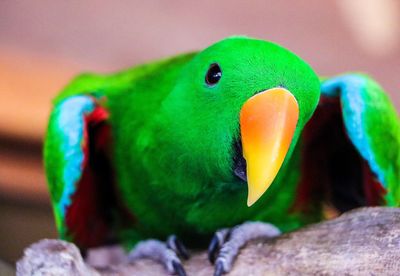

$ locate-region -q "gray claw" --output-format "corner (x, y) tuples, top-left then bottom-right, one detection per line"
(214, 260), (225, 276)
(212, 222), (281, 275)
(207, 228), (230, 264)
(128, 238), (188, 275)
(167, 235), (190, 260)
(208, 235), (220, 264)
(172, 259), (187, 276)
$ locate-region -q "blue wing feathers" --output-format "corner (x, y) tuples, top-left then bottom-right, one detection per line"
(321, 75), (387, 187)
(54, 96), (97, 216)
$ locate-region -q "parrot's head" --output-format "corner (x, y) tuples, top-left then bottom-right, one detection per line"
(162, 36), (320, 206)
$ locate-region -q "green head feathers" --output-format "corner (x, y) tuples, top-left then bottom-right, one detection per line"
(160, 36), (320, 204)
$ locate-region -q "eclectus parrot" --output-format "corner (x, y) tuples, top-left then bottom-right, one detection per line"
(44, 37), (400, 275)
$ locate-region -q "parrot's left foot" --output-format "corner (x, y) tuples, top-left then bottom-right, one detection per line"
(128, 235), (189, 276)
(208, 221), (280, 276)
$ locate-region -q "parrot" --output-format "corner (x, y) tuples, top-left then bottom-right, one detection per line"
(44, 36), (400, 275)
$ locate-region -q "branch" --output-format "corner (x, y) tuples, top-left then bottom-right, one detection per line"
(17, 207), (400, 275)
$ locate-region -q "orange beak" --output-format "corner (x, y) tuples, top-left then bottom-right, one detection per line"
(240, 88), (299, 206)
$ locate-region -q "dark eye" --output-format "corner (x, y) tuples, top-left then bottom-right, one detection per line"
(205, 63), (222, 86)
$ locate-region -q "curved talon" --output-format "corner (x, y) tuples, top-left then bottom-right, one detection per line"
(211, 222), (281, 275)
(214, 261), (225, 276)
(167, 235), (190, 260)
(207, 228), (230, 264)
(175, 238), (190, 260)
(208, 236), (220, 264)
(172, 260), (187, 276)
(128, 238), (188, 275)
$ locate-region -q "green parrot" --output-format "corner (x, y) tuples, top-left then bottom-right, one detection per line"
(44, 36), (400, 275)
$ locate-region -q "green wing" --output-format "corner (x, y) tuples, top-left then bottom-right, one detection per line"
(44, 53), (196, 248)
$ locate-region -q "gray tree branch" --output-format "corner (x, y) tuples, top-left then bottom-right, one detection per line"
(17, 207), (400, 275)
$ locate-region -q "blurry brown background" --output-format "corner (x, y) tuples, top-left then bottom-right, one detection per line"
(0, 0), (399, 266)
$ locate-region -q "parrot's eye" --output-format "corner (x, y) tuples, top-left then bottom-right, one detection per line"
(205, 63), (222, 86)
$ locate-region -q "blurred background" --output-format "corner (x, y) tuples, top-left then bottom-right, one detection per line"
(0, 0), (399, 267)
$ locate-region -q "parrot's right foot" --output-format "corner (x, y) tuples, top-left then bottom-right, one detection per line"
(128, 235), (189, 276)
(208, 221), (281, 276)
